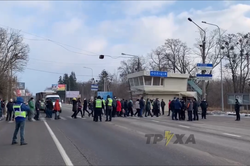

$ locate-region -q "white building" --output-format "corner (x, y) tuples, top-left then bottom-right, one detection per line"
(127, 71), (198, 109)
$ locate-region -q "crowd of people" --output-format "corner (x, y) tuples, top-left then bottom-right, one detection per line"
(68, 95), (211, 122)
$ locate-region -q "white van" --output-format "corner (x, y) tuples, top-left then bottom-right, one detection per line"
(45, 95), (62, 110)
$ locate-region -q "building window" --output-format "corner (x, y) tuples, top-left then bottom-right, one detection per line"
(144, 76), (152, 85)
(129, 78), (134, 87)
(161, 78), (164, 85)
(153, 77), (160, 85)
(138, 76), (143, 85)
(134, 77), (139, 86)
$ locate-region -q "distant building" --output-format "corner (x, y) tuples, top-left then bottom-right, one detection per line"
(127, 71), (197, 109)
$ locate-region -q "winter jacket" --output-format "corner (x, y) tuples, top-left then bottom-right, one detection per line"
(14, 97), (30, 122)
(116, 100), (122, 112)
(174, 99), (182, 110)
(72, 100), (77, 112)
(193, 101), (198, 111)
(124, 100), (128, 109)
(7, 102), (14, 111)
(139, 99), (145, 109)
(28, 100), (35, 111)
(170, 100), (175, 111)
(146, 100), (151, 111)
(135, 101), (140, 109)
(187, 101), (193, 111)
(200, 101), (208, 110)
(54, 99), (61, 111)
(83, 100), (87, 110)
(128, 101), (133, 109)
(47, 100), (54, 110)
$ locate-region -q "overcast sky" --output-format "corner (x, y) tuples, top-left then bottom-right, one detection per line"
(1, 1), (250, 94)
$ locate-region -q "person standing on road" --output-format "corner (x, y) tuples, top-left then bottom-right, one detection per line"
(93, 96), (103, 122)
(200, 99), (208, 119)
(12, 97), (30, 146)
(6, 99), (14, 122)
(53, 99), (61, 120)
(71, 98), (78, 119)
(134, 99), (140, 117)
(170, 97), (176, 120)
(139, 97), (145, 117)
(161, 99), (166, 115)
(174, 98), (182, 120)
(82, 98), (89, 117)
(167, 100), (171, 116)
(28, 97), (35, 121)
(102, 98), (106, 116)
(186, 99), (193, 121)
(112, 97), (117, 117)
(105, 95), (113, 121)
(235, 99), (241, 121)
(116, 99), (122, 117)
(127, 100), (133, 116)
(76, 98), (83, 118)
(47, 99), (54, 118)
(145, 98), (153, 117)
(193, 98), (199, 121)
(123, 99), (128, 117)
(180, 98), (186, 120)
(153, 98), (161, 117)
(34, 99), (40, 121)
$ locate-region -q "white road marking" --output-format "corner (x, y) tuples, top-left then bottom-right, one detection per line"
(44, 121), (74, 166)
(151, 120), (159, 123)
(223, 133), (241, 138)
(178, 125), (190, 128)
(60, 117), (66, 120)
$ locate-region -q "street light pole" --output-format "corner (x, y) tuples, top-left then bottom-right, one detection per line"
(202, 21), (224, 112)
(188, 18), (206, 99)
(121, 53), (140, 71)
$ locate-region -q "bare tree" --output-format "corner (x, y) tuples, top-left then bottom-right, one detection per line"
(149, 39), (195, 74)
(118, 56), (146, 82)
(221, 33), (250, 93)
(148, 46), (170, 71)
(163, 39), (194, 74)
(0, 28), (29, 97)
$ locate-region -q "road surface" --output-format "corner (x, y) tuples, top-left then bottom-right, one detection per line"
(0, 104), (249, 165)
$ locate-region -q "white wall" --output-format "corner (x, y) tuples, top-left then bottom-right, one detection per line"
(163, 78), (187, 91)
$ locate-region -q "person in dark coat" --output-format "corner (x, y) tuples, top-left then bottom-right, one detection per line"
(200, 99), (208, 119)
(193, 98), (199, 121)
(161, 99), (166, 115)
(112, 97), (117, 117)
(34, 99), (40, 121)
(46, 99), (54, 118)
(71, 98), (78, 119)
(145, 98), (153, 117)
(123, 99), (128, 117)
(6, 99), (14, 121)
(127, 100), (133, 116)
(83, 98), (90, 116)
(180, 99), (186, 120)
(170, 97), (176, 120)
(235, 99), (241, 121)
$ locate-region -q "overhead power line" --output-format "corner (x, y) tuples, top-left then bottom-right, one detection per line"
(0, 24), (103, 57)
(25, 67), (99, 77)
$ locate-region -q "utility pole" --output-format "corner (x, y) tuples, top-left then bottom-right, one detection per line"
(202, 35), (206, 99)
(202, 21), (224, 111)
(188, 18), (206, 99)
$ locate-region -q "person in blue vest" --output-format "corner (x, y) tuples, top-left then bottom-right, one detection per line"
(12, 97), (30, 145)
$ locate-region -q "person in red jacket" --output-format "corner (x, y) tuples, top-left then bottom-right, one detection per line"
(116, 99), (122, 117)
(168, 100), (171, 116)
(53, 99), (61, 120)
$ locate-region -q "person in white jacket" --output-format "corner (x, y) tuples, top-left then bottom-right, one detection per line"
(134, 99), (140, 117)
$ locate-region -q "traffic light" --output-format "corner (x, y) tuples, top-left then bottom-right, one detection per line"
(99, 55), (104, 59)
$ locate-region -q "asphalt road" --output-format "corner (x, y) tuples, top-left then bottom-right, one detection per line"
(0, 104), (250, 166)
